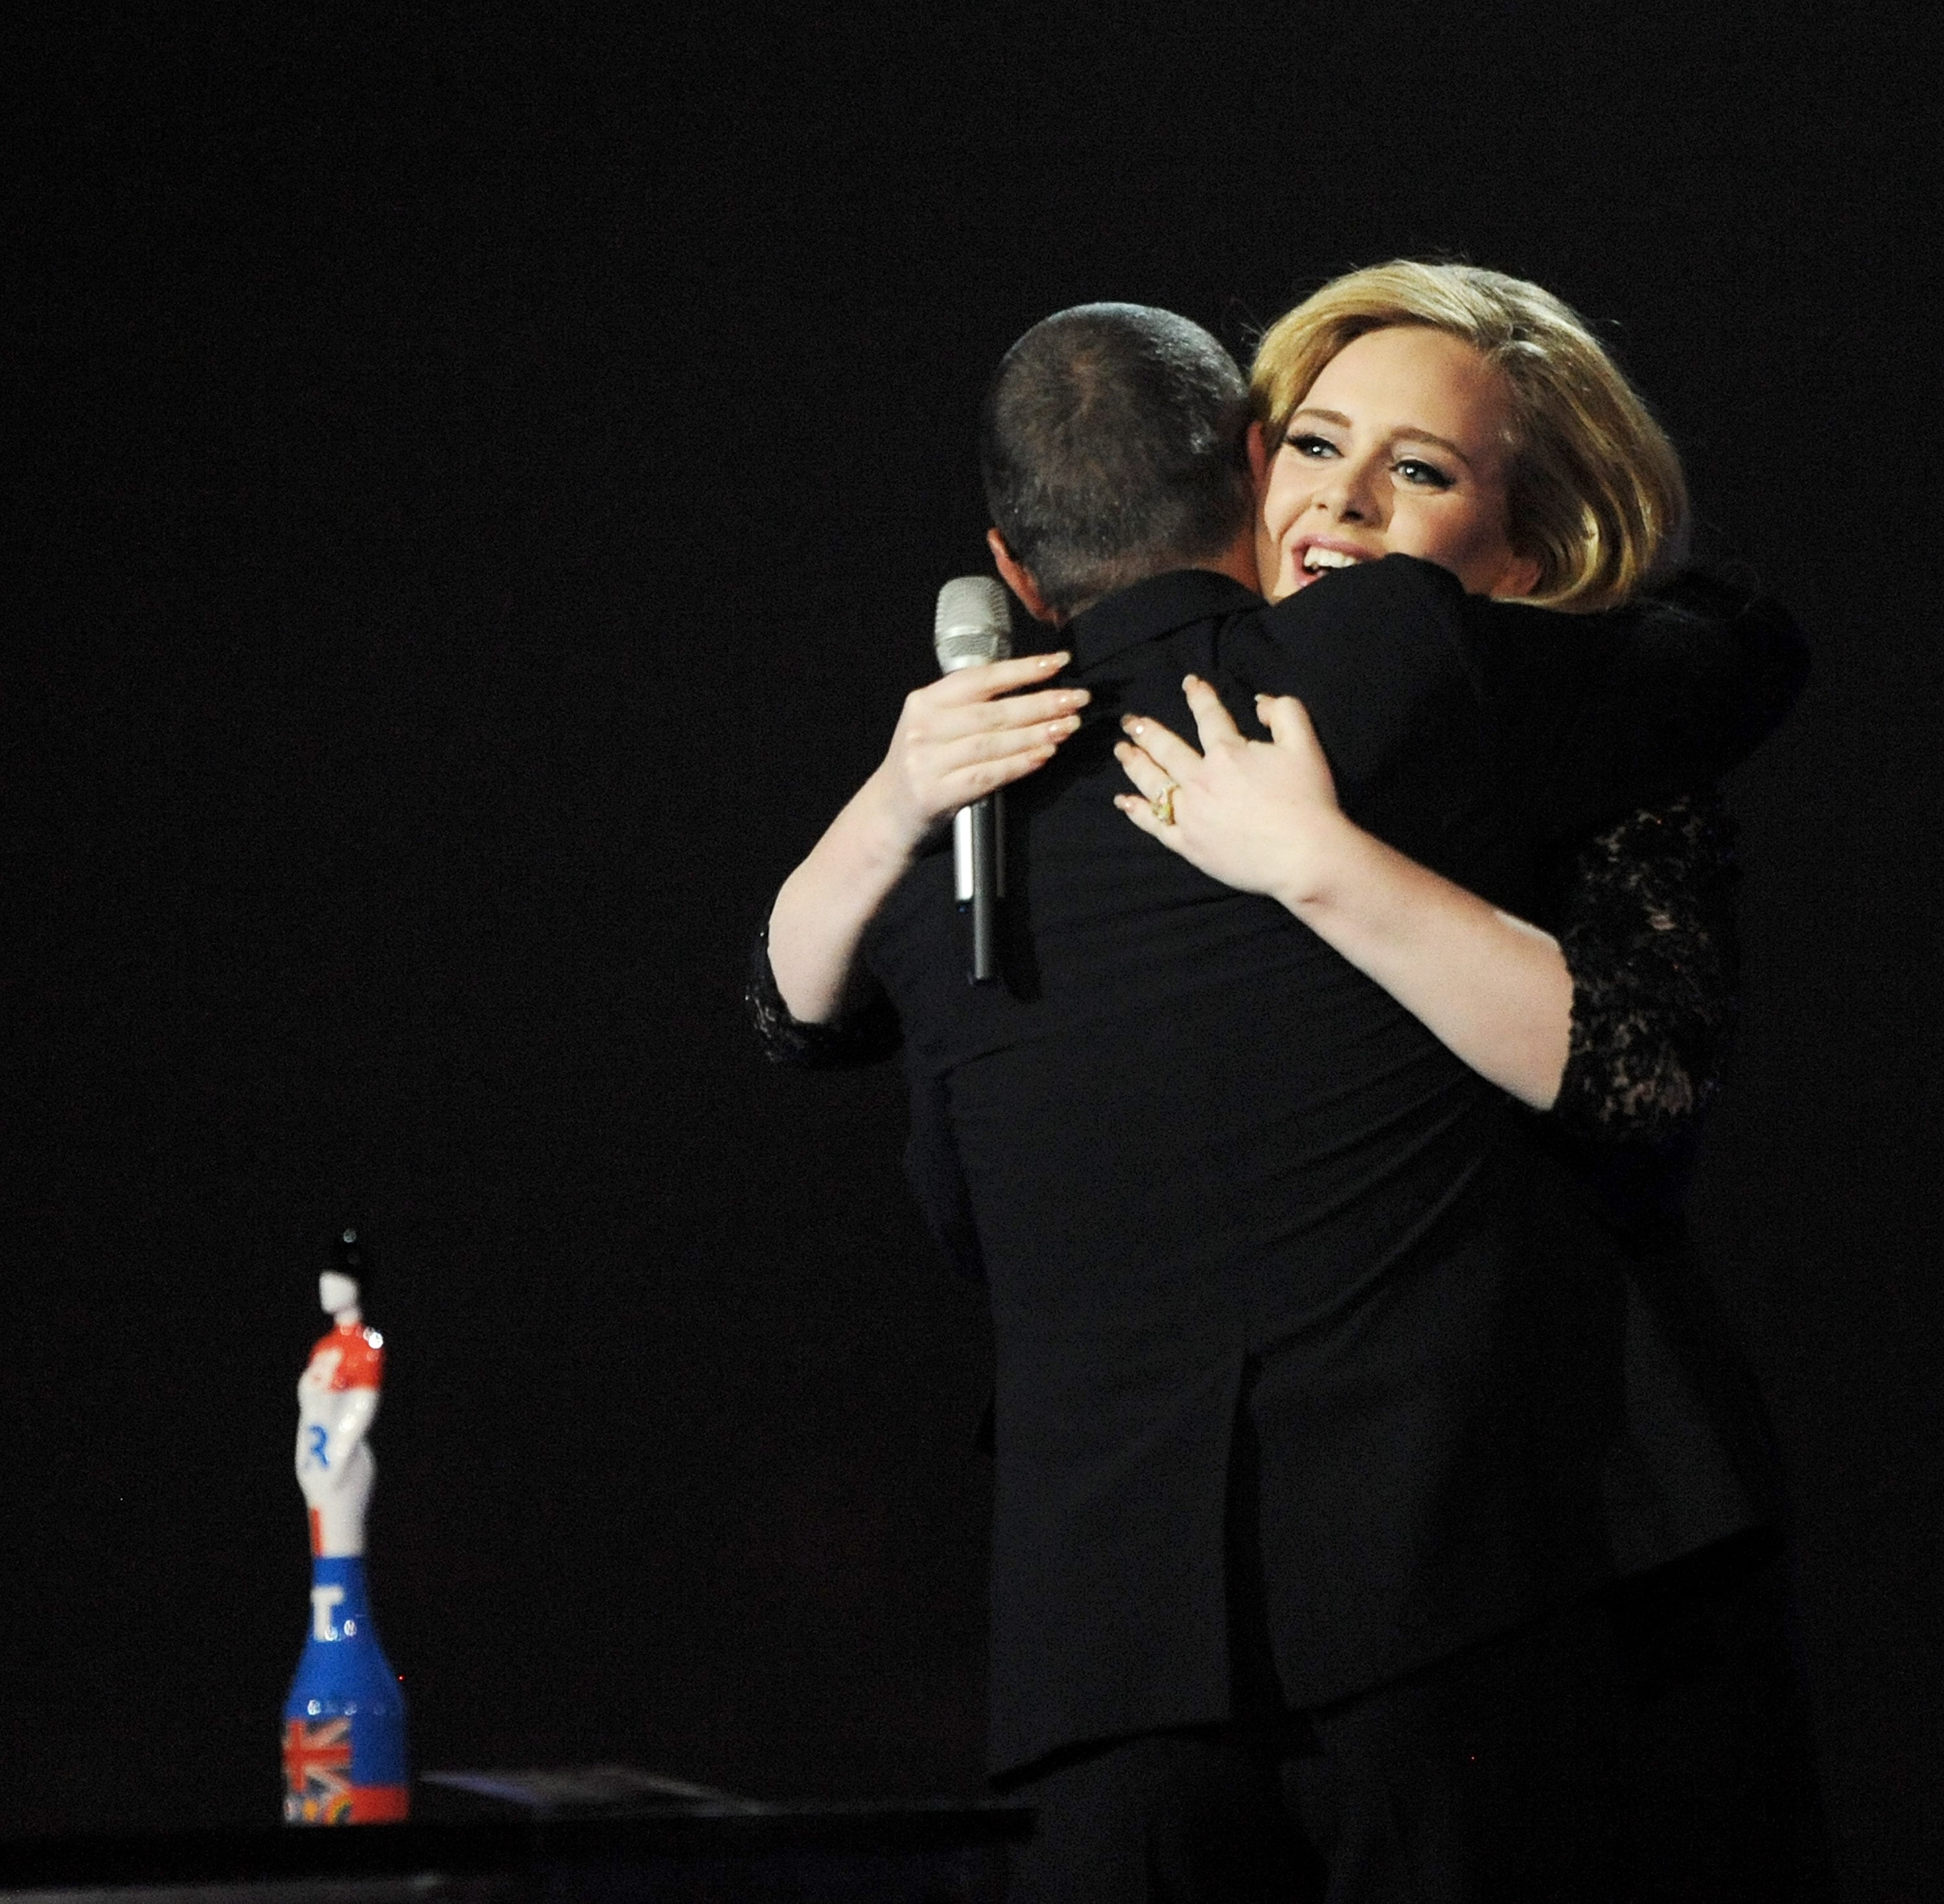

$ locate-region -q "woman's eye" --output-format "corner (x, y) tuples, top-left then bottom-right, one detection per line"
(1394, 458), (1454, 489)
(1285, 432), (1337, 459)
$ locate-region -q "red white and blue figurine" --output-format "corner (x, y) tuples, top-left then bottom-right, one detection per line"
(283, 1228), (409, 1824)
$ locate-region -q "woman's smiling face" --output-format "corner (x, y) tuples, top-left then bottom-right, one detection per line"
(1256, 324), (1542, 602)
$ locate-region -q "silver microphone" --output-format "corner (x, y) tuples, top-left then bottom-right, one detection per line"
(932, 577), (1012, 983)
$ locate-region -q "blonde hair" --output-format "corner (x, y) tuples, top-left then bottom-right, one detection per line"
(1250, 261), (1689, 611)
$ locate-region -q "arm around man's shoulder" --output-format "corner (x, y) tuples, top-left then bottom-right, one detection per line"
(1463, 575), (1810, 847)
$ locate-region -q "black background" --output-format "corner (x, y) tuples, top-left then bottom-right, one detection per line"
(7, 5), (1940, 1897)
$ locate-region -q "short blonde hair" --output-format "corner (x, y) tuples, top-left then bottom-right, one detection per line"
(1250, 261), (1689, 611)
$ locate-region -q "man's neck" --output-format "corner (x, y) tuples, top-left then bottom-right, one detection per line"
(1065, 532), (1261, 622)
(1194, 534), (1262, 596)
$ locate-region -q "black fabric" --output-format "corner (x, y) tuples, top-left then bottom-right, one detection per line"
(848, 556), (1794, 1774)
(1006, 1542), (1833, 1904)
(746, 788), (1750, 1299)
(1464, 577), (1807, 847)
(1525, 794), (1787, 1570)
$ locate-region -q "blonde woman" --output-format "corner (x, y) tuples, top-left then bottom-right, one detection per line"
(1109, 262), (1828, 1900)
(1117, 262), (1731, 1129)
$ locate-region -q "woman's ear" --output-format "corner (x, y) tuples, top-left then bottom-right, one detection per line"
(987, 528), (1064, 625)
(1490, 544), (1544, 599)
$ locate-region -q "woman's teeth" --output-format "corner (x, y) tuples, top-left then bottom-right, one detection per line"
(1303, 547), (1364, 573)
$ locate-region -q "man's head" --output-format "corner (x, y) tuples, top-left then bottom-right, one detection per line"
(980, 304), (1255, 620)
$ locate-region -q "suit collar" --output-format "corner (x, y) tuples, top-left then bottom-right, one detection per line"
(1065, 569), (1262, 671)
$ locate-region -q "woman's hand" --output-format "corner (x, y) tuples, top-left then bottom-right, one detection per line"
(767, 647), (1086, 1026)
(1113, 674), (1355, 906)
(1117, 672), (1573, 1108)
(870, 650), (1089, 853)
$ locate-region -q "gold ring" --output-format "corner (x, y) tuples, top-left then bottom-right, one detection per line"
(1151, 783), (1178, 825)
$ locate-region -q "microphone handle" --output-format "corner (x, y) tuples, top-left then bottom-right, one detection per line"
(954, 805), (975, 904)
(969, 797), (999, 983)
(954, 795), (1003, 983)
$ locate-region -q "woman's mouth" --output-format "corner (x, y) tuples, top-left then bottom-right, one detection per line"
(1288, 541), (1373, 588)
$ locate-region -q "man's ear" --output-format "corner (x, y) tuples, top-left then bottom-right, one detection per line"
(987, 529), (1064, 625)
(1245, 420), (1269, 494)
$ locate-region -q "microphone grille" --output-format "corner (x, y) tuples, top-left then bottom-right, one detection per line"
(933, 576), (1013, 672)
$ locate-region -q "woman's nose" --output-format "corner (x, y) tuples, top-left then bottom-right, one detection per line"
(1311, 459), (1378, 523)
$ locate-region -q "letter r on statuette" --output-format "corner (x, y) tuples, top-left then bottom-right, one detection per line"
(311, 1584), (345, 1641)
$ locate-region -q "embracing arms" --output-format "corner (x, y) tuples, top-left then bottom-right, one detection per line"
(1107, 568), (1798, 1125)
(1114, 676), (1746, 1129)
(763, 650), (1087, 1027)
(1115, 679), (1577, 1108)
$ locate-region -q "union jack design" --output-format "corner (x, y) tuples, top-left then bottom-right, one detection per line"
(283, 1716), (353, 1824)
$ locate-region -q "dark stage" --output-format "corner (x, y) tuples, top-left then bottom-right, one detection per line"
(7, 6), (1939, 1898)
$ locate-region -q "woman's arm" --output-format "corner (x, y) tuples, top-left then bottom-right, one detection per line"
(1115, 678), (1741, 1127)
(765, 650), (1087, 1024)
(1262, 821), (1575, 1110)
(1115, 678), (1573, 1107)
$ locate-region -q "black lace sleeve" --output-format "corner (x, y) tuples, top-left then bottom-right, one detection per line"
(1550, 789), (1740, 1142)
(745, 925), (903, 1068)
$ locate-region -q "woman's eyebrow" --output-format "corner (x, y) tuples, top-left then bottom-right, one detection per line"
(1390, 427), (1474, 469)
(1290, 406), (1476, 470)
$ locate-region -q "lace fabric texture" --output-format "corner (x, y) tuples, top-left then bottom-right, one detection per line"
(745, 925), (902, 1069)
(1550, 789), (1738, 1141)
(746, 788), (1741, 1143)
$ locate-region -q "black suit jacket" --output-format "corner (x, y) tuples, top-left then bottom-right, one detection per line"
(862, 556), (1794, 1776)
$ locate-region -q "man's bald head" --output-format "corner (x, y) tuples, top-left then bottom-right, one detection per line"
(980, 304), (1254, 617)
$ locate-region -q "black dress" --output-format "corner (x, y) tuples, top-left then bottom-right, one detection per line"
(750, 558), (1800, 1779)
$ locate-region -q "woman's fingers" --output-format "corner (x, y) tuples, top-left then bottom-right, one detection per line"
(1117, 711), (1203, 783)
(883, 661), (1087, 833)
(962, 683), (1091, 734)
(948, 709), (1083, 766)
(930, 650), (1074, 706)
(1181, 674), (1244, 751)
(1113, 790), (1189, 854)
(1255, 693), (1339, 805)
(912, 667), (1089, 746)
(944, 741), (1061, 806)
(1257, 691), (1315, 750)
(1117, 678), (1248, 785)
(1113, 739), (1174, 805)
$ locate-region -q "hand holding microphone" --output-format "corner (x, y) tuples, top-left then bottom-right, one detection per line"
(931, 578), (1087, 981)
(763, 579), (1085, 1026)
(936, 580), (1012, 983)
(866, 582), (1087, 850)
